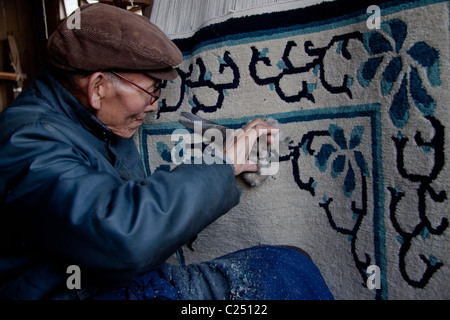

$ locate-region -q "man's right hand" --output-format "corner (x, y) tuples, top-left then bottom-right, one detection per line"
(223, 118), (279, 176)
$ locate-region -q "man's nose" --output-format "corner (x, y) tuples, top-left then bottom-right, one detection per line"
(145, 99), (159, 112)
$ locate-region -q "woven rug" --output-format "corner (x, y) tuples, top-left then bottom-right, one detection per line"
(136, 0), (450, 299)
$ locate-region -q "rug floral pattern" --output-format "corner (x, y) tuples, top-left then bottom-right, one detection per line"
(138, 0), (449, 299)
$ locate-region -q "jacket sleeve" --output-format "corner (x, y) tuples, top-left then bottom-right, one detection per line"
(0, 121), (240, 282)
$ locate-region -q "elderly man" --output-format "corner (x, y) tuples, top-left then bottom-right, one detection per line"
(0, 4), (332, 300)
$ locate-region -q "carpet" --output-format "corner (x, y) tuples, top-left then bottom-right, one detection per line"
(136, 0), (449, 299)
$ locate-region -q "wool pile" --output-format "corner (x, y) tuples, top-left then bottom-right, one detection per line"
(136, 0), (450, 299)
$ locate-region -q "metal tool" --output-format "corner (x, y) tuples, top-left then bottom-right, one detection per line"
(178, 111), (230, 140)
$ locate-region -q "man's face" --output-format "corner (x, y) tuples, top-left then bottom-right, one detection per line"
(96, 72), (161, 138)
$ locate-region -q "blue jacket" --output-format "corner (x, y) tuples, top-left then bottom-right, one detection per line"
(0, 69), (240, 299)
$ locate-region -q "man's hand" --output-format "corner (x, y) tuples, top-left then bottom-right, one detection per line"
(223, 118), (280, 176)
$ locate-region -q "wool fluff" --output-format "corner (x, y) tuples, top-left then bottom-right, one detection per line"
(240, 117), (289, 187)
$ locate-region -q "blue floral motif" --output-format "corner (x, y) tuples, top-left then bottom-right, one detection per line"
(315, 124), (370, 198)
(357, 19), (441, 128)
(156, 141), (173, 163)
(155, 141), (173, 172)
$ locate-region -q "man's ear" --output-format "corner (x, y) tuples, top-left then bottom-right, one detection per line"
(87, 72), (108, 111)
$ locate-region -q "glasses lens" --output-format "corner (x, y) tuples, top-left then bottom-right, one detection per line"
(112, 71), (161, 104)
(151, 87), (161, 104)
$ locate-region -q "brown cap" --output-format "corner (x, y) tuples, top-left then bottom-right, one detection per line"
(47, 3), (182, 80)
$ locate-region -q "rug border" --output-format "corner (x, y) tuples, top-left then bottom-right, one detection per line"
(138, 103), (387, 299)
(173, 0), (449, 60)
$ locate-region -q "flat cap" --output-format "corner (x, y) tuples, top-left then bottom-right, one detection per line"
(47, 3), (182, 80)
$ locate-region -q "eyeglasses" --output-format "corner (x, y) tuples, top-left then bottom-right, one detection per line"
(111, 71), (161, 105)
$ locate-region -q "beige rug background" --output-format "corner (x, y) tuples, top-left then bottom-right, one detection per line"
(136, 0), (450, 299)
